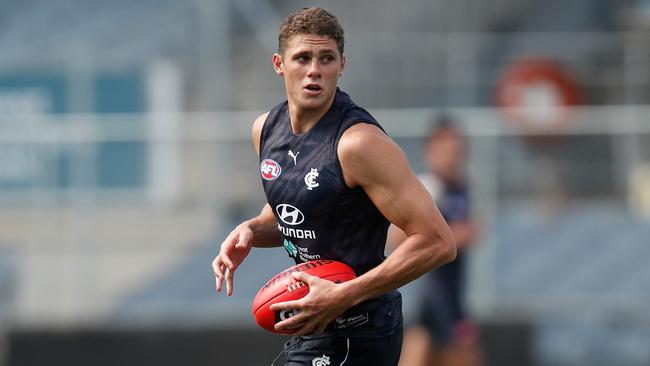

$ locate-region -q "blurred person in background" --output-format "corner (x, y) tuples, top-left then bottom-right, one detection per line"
(390, 117), (482, 366)
(213, 7), (456, 366)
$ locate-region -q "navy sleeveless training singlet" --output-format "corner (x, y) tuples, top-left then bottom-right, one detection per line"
(259, 89), (401, 336)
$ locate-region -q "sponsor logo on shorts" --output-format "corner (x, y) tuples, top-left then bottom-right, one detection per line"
(333, 312), (369, 329)
(312, 355), (331, 366)
(260, 159), (281, 180)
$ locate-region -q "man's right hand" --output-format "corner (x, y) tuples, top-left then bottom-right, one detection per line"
(212, 223), (254, 296)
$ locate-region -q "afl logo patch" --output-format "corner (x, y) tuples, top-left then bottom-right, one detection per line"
(260, 159), (281, 180)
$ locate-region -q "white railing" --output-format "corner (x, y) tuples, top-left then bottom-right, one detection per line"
(0, 105), (649, 328)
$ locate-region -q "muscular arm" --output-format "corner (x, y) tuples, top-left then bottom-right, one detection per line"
(389, 219), (479, 252)
(337, 124), (456, 306)
(271, 123), (456, 334)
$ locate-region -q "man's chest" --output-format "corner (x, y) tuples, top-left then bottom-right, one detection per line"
(260, 139), (344, 211)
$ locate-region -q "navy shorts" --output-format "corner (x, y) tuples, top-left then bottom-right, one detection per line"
(413, 288), (484, 348)
(417, 292), (456, 345)
(273, 327), (403, 366)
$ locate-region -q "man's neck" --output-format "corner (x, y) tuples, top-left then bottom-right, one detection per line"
(287, 93), (336, 135)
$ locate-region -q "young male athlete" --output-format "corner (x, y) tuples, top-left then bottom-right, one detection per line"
(212, 7), (456, 365)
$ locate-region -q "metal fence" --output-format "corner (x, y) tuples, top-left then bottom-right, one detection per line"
(2, 105), (650, 364)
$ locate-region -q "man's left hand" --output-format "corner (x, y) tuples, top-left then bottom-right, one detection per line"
(270, 271), (351, 336)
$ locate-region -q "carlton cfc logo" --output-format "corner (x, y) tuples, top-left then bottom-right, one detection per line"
(260, 159), (281, 180)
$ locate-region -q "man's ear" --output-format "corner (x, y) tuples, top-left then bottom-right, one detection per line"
(272, 53), (284, 76)
(339, 55), (346, 78)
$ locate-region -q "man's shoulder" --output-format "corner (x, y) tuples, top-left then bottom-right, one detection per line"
(336, 123), (395, 173)
(252, 112), (270, 130)
(251, 112), (270, 155)
(338, 123), (387, 154)
(336, 123), (401, 188)
(253, 96), (288, 126)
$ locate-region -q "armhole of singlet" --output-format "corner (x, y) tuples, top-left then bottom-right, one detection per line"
(333, 118), (387, 190)
(258, 113), (271, 161)
(258, 103), (285, 161)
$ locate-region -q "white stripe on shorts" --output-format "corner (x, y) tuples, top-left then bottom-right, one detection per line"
(340, 337), (350, 366)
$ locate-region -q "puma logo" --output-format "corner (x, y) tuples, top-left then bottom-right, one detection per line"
(288, 150), (300, 165)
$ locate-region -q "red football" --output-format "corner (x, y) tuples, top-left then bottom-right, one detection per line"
(252, 259), (356, 334)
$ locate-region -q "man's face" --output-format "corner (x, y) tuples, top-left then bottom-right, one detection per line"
(273, 34), (345, 111)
